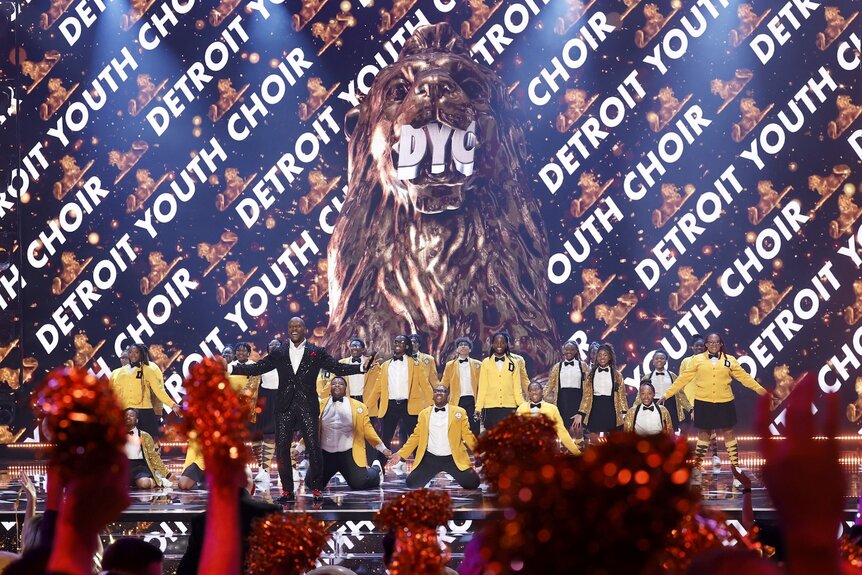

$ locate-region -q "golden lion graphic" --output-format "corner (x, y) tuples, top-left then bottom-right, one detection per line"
(324, 23), (557, 371)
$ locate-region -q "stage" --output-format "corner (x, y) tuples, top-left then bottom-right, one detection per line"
(0, 436), (859, 573)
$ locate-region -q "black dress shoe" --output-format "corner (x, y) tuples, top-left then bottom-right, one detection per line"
(277, 493), (296, 504)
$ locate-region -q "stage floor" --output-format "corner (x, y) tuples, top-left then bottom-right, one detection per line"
(0, 441), (859, 573)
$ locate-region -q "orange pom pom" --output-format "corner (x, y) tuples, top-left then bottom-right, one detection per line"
(245, 512), (330, 575)
(30, 367), (126, 482)
(180, 358), (252, 472)
(376, 488), (453, 531)
(390, 528), (450, 575)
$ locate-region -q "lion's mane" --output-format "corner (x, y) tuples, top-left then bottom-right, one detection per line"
(324, 23), (558, 371)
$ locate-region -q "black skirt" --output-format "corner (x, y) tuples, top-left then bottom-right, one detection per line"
(181, 462), (205, 484)
(557, 387), (583, 426)
(588, 395), (618, 433)
(253, 387), (278, 435)
(693, 399), (736, 430)
(130, 459), (152, 485)
(136, 409), (160, 439)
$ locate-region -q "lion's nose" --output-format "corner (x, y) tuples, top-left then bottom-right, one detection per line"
(413, 75), (461, 100)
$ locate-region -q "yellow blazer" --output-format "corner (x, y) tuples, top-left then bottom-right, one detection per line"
(110, 363), (175, 415)
(415, 352), (439, 381)
(316, 358), (381, 404)
(440, 358), (482, 404)
(373, 357), (433, 418)
(516, 401), (580, 454)
(228, 361), (262, 422)
(623, 404), (674, 435)
(318, 397), (384, 467)
(663, 352), (767, 403)
(475, 355), (527, 410)
(397, 405), (477, 470)
(577, 368), (629, 427)
(543, 360), (589, 404)
(636, 371), (691, 422)
(140, 430), (172, 486)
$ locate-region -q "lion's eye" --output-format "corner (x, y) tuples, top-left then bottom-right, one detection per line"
(387, 82), (409, 102)
(461, 79), (489, 102)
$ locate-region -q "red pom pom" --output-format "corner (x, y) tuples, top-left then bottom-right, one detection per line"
(245, 512), (330, 575)
(180, 358), (252, 471)
(375, 488), (453, 531)
(30, 367), (126, 482)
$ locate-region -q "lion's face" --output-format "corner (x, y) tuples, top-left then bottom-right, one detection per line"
(367, 49), (491, 214)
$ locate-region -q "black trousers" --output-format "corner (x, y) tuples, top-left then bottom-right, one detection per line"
(380, 400), (418, 451)
(406, 453), (480, 489)
(482, 407), (515, 431)
(322, 449), (381, 490)
(665, 395), (681, 430)
(275, 402), (322, 494)
(458, 396), (480, 437)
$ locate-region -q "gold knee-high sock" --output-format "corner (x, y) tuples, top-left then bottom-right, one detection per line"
(694, 439), (709, 468)
(257, 439), (275, 471)
(725, 438), (739, 467)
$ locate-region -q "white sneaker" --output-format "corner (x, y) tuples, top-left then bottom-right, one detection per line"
(254, 469), (271, 489)
(732, 478), (743, 488)
(690, 468), (703, 486)
(371, 460), (383, 475)
(712, 455), (721, 471)
(392, 461), (408, 476)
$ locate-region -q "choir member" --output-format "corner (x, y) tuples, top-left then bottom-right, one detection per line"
(390, 385), (480, 489)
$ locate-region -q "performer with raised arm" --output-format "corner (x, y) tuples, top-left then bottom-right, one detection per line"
(475, 333), (528, 430)
(440, 337), (482, 436)
(624, 382), (674, 436)
(319, 376), (392, 490)
(517, 382), (581, 455)
(572, 343), (628, 444)
(110, 343), (181, 440)
(226, 317), (374, 503)
(660, 332), (770, 484)
(389, 385), (480, 489)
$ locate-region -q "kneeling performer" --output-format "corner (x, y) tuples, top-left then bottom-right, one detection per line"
(320, 377), (392, 490)
(390, 385), (480, 490)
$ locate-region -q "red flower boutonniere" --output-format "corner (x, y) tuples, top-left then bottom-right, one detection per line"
(310, 351), (318, 358)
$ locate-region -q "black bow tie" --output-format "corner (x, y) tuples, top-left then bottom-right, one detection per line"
(642, 405), (655, 412)
(434, 407), (446, 413)
(332, 397), (344, 402)
(563, 361), (575, 366)
(708, 352), (720, 359)
(654, 371), (665, 375)
(129, 362), (142, 368)
(459, 358), (469, 363)
(494, 356), (505, 362)
(351, 357), (361, 363)
(530, 402), (542, 409)
(393, 356), (403, 362)
(597, 367), (609, 373)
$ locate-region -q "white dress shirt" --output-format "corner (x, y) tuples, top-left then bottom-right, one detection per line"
(651, 371), (671, 397)
(125, 428), (144, 460)
(457, 359), (474, 397)
(347, 356), (367, 396)
(260, 369), (279, 390)
(559, 362), (582, 389)
(633, 404), (663, 436)
(289, 340), (306, 373)
(494, 355), (506, 372)
(593, 369), (613, 396)
(388, 357), (409, 400)
(320, 399), (354, 453)
(427, 406), (452, 456)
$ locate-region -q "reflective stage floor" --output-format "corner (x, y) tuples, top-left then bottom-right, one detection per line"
(0, 438), (859, 574)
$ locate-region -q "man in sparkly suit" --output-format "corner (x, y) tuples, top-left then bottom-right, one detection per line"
(228, 317), (374, 503)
